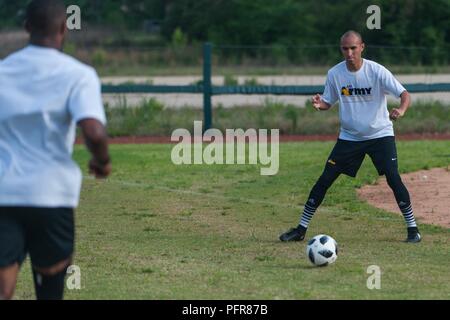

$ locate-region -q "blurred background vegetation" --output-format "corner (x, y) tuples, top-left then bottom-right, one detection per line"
(2, 0), (449, 136)
(1, 0), (449, 74)
(104, 98), (450, 136)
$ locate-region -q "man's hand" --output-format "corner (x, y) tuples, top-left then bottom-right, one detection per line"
(390, 91), (411, 121)
(312, 94), (322, 110)
(389, 108), (405, 121)
(78, 118), (111, 179)
(89, 158), (111, 179)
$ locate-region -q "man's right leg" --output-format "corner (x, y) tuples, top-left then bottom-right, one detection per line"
(26, 207), (74, 300)
(0, 207), (26, 300)
(280, 165), (340, 241)
(0, 263), (20, 300)
(32, 258), (72, 300)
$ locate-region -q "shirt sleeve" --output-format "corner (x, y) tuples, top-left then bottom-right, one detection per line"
(321, 72), (339, 106)
(68, 68), (106, 125)
(379, 66), (406, 97)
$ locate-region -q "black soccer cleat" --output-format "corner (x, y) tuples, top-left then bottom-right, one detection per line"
(279, 226), (307, 242)
(406, 227), (422, 243)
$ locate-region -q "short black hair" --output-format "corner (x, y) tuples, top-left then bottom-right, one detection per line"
(26, 0), (67, 36)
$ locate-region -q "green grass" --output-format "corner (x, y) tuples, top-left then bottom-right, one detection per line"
(14, 140), (450, 299)
(105, 98), (450, 136)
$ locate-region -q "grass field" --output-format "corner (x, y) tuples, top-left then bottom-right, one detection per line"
(14, 140), (450, 300)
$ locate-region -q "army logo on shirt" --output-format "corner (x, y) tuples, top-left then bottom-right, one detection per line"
(341, 85), (372, 96)
(340, 85), (373, 102)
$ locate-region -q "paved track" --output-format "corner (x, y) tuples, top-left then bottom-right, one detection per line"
(101, 75), (450, 108)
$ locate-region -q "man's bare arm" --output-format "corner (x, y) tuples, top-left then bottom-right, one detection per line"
(390, 90), (411, 121)
(77, 118), (111, 178)
(312, 94), (332, 110)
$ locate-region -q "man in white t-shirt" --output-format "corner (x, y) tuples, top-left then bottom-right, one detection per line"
(280, 30), (421, 246)
(0, 0), (111, 299)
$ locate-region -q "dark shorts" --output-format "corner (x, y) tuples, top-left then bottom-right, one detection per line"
(0, 207), (74, 268)
(326, 136), (398, 177)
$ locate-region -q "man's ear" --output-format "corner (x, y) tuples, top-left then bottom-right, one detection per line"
(361, 43), (365, 52)
(24, 20), (31, 33)
(60, 20), (68, 36)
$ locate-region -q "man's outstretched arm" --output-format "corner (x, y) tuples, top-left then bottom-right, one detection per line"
(77, 118), (111, 178)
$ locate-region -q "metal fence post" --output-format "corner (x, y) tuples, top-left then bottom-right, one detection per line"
(203, 42), (212, 132)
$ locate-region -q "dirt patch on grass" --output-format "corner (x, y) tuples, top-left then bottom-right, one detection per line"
(357, 167), (450, 228)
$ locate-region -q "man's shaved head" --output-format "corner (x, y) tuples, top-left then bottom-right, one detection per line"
(26, 0), (67, 37)
(339, 30), (365, 71)
(340, 30), (363, 44)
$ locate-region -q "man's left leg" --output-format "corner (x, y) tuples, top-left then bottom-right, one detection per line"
(384, 170), (421, 242)
(369, 137), (421, 243)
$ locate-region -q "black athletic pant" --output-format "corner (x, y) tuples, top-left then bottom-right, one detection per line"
(299, 137), (414, 229)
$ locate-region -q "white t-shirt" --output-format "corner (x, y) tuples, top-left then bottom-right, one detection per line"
(322, 59), (406, 141)
(0, 45), (106, 208)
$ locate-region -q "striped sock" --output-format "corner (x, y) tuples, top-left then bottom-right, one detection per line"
(399, 201), (417, 228)
(299, 199), (317, 229)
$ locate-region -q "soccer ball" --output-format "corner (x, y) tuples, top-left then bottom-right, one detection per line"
(306, 234), (338, 267)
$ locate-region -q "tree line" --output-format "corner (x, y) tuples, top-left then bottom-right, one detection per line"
(0, 0), (448, 65)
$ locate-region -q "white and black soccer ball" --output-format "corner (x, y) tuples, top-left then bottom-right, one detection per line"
(306, 234), (338, 267)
